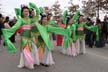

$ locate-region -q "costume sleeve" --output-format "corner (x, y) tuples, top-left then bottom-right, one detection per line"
(47, 25), (70, 49)
(48, 21), (58, 27)
(63, 36), (70, 49)
(46, 25), (68, 36)
(39, 7), (44, 14)
(61, 10), (68, 25)
(70, 24), (77, 41)
(2, 19), (22, 53)
(35, 23), (52, 51)
(62, 26), (71, 49)
(71, 10), (80, 23)
(29, 2), (40, 20)
(15, 8), (21, 19)
(84, 24), (99, 41)
(63, 24), (77, 49)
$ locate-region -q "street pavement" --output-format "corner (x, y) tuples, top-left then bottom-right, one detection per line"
(0, 38), (108, 72)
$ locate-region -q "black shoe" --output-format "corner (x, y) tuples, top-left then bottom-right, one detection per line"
(3, 42), (6, 46)
(89, 45), (93, 48)
(40, 63), (49, 67)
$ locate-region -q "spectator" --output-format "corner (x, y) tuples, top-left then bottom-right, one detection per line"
(95, 19), (104, 48)
(9, 20), (16, 43)
(102, 16), (108, 43)
(0, 14), (3, 44)
(3, 16), (10, 46)
(85, 17), (94, 48)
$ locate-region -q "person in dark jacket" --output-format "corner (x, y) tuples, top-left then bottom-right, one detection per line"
(2, 16), (10, 46)
(102, 16), (108, 43)
(9, 20), (16, 43)
(85, 18), (94, 48)
(0, 14), (4, 44)
(95, 19), (104, 48)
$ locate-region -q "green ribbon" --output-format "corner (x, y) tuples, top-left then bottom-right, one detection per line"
(35, 23), (52, 51)
(15, 8), (21, 19)
(29, 2), (40, 20)
(62, 10), (68, 25)
(71, 10), (80, 23)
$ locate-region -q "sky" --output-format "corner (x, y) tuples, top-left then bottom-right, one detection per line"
(0, 0), (106, 20)
(0, 0), (82, 17)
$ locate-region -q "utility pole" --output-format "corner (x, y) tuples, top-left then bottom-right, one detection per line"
(97, 0), (99, 17)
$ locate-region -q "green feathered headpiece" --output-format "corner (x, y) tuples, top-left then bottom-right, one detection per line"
(29, 2), (36, 11)
(71, 10), (80, 23)
(39, 7), (44, 14)
(62, 10), (68, 25)
(15, 8), (21, 19)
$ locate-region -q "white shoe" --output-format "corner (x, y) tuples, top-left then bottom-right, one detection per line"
(18, 53), (24, 68)
(17, 65), (24, 68)
(27, 65), (34, 69)
(61, 48), (66, 55)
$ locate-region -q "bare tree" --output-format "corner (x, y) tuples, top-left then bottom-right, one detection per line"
(66, 0), (79, 16)
(51, 1), (62, 20)
(82, 0), (108, 17)
(0, 2), (3, 13)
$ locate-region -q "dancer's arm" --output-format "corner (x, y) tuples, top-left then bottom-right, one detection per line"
(61, 10), (68, 25)
(29, 2), (40, 20)
(2, 19), (22, 53)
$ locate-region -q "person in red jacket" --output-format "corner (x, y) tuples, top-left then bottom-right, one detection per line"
(56, 16), (66, 46)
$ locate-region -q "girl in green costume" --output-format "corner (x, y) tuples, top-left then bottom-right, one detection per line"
(35, 14), (68, 66)
(16, 6), (34, 69)
(2, 6), (34, 69)
(65, 17), (77, 56)
(29, 2), (42, 65)
(76, 15), (86, 55)
(39, 14), (55, 66)
(61, 9), (98, 56)
(28, 2), (67, 66)
(30, 8), (40, 65)
(29, 3), (55, 66)
(76, 15), (99, 55)
(61, 10), (78, 56)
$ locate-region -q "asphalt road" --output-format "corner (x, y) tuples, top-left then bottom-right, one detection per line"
(0, 39), (108, 72)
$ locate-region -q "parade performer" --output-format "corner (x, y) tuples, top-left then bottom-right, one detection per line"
(29, 3), (40, 65)
(35, 14), (68, 66)
(47, 13), (58, 49)
(65, 17), (77, 56)
(2, 6), (34, 69)
(61, 10), (78, 55)
(76, 15), (99, 55)
(37, 14), (54, 66)
(56, 15), (66, 46)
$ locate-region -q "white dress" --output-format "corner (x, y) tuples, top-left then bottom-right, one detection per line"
(41, 46), (55, 65)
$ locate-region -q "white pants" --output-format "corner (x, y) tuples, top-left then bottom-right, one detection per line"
(41, 47), (55, 65)
(61, 38), (67, 55)
(76, 39), (86, 55)
(67, 44), (72, 56)
(66, 42), (77, 56)
(31, 42), (40, 65)
(18, 52), (34, 69)
(71, 42), (77, 56)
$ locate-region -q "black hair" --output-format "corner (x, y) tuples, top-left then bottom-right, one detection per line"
(47, 13), (52, 16)
(78, 15), (84, 24)
(4, 16), (9, 23)
(0, 14), (2, 18)
(40, 13), (47, 24)
(86, 17), (91, 21)
(21, 6), (29, 18)
(29, 8), (35, 18)
(66, 16), (70, 26)
(96, 19), (101, 24)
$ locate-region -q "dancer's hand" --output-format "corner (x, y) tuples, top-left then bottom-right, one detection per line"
(29, 2), (36, 8)
(31, 23), (35, 27)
